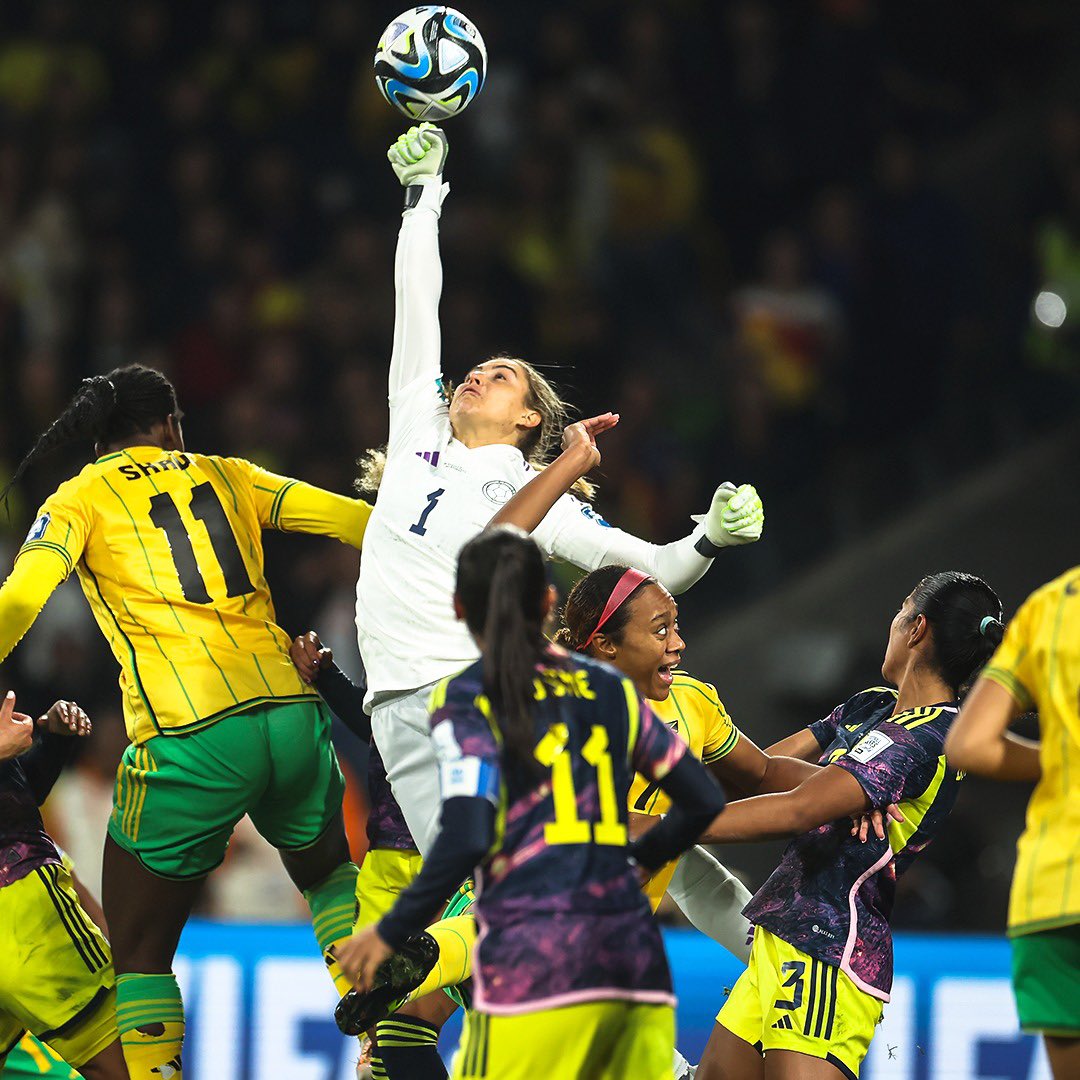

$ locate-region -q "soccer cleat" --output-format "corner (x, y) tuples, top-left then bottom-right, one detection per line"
(335, 930), (440, 1036)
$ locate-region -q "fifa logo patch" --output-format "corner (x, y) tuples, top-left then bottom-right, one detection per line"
(25, 512), (50, 543)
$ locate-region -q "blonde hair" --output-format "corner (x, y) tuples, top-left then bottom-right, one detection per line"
(356, 356), (595, 500)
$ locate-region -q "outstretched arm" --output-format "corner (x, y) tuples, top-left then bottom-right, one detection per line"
(586, 482), (764, 594)
(246, 462), (371, 549)
(387, 125), (449, 402)
(0, 549), (69, 663)
(945, 677), (1040, 782)
(699, 763), (870, 844)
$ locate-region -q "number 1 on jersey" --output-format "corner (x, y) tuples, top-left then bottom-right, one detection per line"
(409, 488), (445, 536)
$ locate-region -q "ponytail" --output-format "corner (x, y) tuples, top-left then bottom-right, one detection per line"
(908, 571), (1004, 695)
(456, 527), (550, 778)
(1, 365), (179, 506)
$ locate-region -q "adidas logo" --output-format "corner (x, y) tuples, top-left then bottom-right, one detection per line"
(771, 1015), (795, 1030)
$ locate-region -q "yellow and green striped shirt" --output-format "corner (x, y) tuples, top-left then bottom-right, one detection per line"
(628, 671), (740, 908)
(983, 565), (1080, 935)
(13, 446), (369, 745)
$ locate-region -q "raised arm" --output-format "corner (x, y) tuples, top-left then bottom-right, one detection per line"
(387, 125), (449, 401)
(945, 676), (1040, 782)
(505, 419), (765, 594)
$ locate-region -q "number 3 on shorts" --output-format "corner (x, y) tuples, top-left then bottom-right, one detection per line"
(410, 488), (445, 536)
(774, 960), (806, 1011)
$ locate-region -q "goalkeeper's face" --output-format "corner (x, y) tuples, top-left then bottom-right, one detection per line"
(450, 360), (541, 447)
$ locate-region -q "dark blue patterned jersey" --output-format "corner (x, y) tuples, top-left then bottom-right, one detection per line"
(428, 646), (687, 1014)
(366, 738), (418, 852)
(744, 688), (962, 1000)
(0, 751), (62, 890)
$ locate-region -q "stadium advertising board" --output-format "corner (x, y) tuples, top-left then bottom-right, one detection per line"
(173, 922), (1049, 1079)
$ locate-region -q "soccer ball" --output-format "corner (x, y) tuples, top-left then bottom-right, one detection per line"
(374, 7), (487, 122)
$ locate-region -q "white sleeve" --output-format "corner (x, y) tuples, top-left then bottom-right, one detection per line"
(388, 183), (447, 448)
(667, 845), (752, 963)
(533, 492), (717, 596)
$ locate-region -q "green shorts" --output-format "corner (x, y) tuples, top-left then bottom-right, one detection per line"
(108, 699), (345, 880)
(1011, 922), (1080, 1037)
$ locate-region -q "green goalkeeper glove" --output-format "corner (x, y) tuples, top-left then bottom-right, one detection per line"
(693, 483), (764, 551)
(388, 123), (449, 186)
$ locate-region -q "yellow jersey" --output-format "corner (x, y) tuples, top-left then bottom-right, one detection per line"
(983, 565), (1080, 936)
(628, 671), (740, 908)
(9, 446), (369, 745)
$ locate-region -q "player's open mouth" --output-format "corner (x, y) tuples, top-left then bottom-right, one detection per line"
(458, 386), (480, 398)
(658, 665), (674, 686)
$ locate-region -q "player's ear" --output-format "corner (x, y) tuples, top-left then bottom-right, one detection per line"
(908, 613), (928, 647)
(592, 633), (617, 662)
(518, 409), (541, 431)
(452, 593), (467, 623)
(160, 414), (184, 452)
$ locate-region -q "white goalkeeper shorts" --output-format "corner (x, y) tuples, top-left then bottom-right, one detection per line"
(371, 683), (443, 857)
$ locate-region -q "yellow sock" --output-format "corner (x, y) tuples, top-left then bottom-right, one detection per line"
(116, 972), (185, 1079)
(325, 941), (356, 998)
(119, 1021), (185, 1079)
(408, 914), (476, 1001)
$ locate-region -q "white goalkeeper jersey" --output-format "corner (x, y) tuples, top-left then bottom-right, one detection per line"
(356, 185), (717, 705)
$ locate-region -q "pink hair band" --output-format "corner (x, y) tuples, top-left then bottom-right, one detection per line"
(582, 567), (651, 649)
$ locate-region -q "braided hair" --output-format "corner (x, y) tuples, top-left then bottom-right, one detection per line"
(2, 365), (180, 503)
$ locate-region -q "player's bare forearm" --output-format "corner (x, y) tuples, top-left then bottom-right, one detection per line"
(489, 444), (595, 533)
(765, 728), (824, 762)
(756, 754), (822, 794)
(628, 811), (659, 842)
(946, 677), (1041, 783)
(700, 765), (870, 844)
(709, 735), (820, 797)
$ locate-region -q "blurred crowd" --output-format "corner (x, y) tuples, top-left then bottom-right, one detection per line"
(0, 0), (1078, 926)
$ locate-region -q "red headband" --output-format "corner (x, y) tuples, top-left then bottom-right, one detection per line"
(582, 568), (650, 649)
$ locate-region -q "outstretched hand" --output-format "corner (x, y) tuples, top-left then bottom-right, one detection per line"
(561, 412), (620, 474)
(0, 691), (33, 760)
(37, 700), (91, 738)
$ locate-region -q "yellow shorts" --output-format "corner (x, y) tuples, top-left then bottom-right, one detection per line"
(718, 927), (882, 1079)
(643, 859), (678, 912)
(0, 863), (118, 1069)
(355, 847), (423, 930)
(451, 1000), (675, 1080)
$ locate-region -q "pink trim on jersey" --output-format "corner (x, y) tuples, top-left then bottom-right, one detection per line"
(470, 903), (675, 1015)
(840, 846), (894, 1003)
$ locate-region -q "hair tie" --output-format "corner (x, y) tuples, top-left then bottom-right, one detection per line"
(581, 567), (650, 649)
(979, 615), (998, 637)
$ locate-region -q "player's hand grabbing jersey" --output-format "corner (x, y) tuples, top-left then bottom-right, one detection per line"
(744, 687), (962, 1000)
(5, 448), (369, 743)
(428, 651), (688, 1014)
